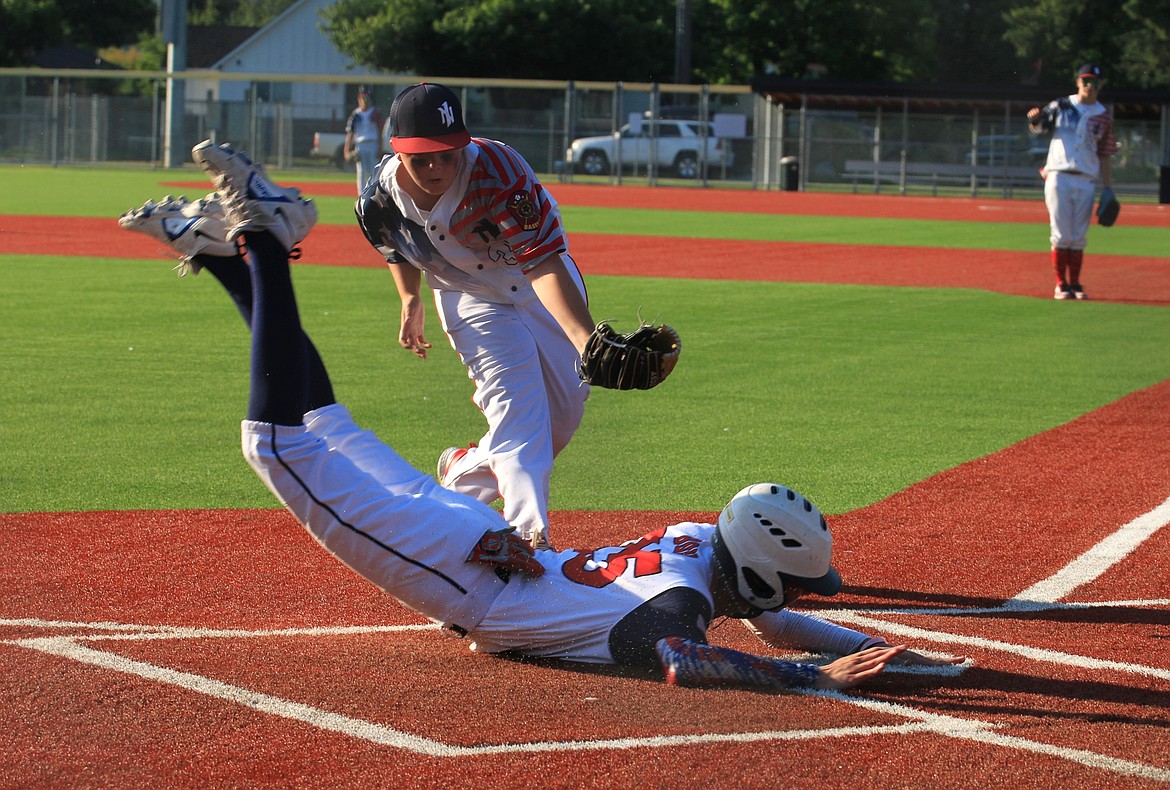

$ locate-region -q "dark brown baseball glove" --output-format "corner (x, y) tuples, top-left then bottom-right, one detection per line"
(579, 321), (681, 390)
(1097, 187), (1120, 227)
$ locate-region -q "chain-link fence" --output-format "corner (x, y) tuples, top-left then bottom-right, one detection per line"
(1, 69), (1166, 199)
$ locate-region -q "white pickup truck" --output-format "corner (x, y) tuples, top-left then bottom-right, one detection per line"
(310, 132), (348, 168)
(566, 119), (733, 179)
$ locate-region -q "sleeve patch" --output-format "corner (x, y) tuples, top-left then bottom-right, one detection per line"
(506, 189), (541, 231)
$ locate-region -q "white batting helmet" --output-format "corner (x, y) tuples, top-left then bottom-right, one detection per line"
(712, 483), (841, 611)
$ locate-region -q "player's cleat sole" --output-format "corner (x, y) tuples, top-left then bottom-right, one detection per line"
(191, 140), (316, 252)
(117, 193), (236, 275)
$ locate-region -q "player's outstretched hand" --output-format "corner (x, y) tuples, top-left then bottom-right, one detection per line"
(466, 528), (545, 578)
(398, 295), (432, 359)
(814, 644), (906, 690)
(886, 647), (966, 667)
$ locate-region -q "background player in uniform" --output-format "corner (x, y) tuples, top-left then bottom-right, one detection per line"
(355, 82), (600, 550)
(120, 142), (961, 692)
(344, 87), (384, 193)
(1027, 63), (1119, 300)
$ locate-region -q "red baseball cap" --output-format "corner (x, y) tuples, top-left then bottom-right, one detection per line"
(389, 83), (472, 154)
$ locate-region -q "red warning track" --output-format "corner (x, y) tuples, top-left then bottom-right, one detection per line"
(159, 179), (1170, 226)
(2, 213), (1169, 305)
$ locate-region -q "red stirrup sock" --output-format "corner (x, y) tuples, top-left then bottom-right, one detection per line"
(1052, 248), (1069, 286)
(1067, 249), (1084, 288)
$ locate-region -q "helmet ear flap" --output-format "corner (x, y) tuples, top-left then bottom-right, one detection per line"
(740, 566), (779, 602)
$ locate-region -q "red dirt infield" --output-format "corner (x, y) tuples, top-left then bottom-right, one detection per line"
(3, 188), (1169, 787)
(3, 380), (1168, 787)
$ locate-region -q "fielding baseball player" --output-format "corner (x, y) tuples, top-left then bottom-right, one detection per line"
(355, 82), (632, 552)
(119, 142), (958, 691)
(344, 87), (384, 193)
(1027, 63), (1120, 300)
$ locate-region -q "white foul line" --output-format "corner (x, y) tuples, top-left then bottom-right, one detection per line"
(1011, 494), (1170, 605)
(6, 622), (1170, 781)
(8, 633), (936, 757)
(821, 609), (1170, 682)
(3, 496), (1169, 777)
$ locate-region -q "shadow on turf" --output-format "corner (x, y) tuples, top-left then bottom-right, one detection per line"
(839, 586), (1170, 626)
(881, 666), (1170, 728)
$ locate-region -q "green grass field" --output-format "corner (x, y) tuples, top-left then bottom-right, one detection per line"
(2, 166), (1168, 515)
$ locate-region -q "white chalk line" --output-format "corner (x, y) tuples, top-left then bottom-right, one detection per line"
(1011, 494), (1170, 605)
(6, 632), (940, 757)
(4, 616), (1168, 780)
(2, 496), (1167, 777)
(822, 610), (1170, 681)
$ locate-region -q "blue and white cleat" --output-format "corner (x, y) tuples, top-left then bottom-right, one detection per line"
(191, 140), (316, 252)
(117, 193), (236, 276)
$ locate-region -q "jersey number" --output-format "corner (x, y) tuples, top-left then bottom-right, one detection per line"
(561, 526), (667, 588)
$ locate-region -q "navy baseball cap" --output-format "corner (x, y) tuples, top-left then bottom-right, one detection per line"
(389, 83), (471, 154)
(1077, 63), (1104, 80)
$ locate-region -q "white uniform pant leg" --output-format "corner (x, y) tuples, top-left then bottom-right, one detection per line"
(356, 141), (379, 191)
(303, 402), (509, 521)
(242, 419), (509, 633)
(434, 290), (585, 543)
(1046, 171), (1096, 250)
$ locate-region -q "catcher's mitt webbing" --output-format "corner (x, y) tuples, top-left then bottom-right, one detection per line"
(579, 321), (681, 390)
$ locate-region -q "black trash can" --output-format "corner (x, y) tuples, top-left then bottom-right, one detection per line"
(1160, 165), (1170, 205)
(780, 156), (799, 191)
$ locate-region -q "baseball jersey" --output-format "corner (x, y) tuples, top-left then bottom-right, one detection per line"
(1039, 95), (1119, 179)
(356, 139), (571, 306)
(469, 522), (718, 664)
(346, 106), (383, 145)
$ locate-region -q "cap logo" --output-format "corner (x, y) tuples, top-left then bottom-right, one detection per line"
(438, 101), (456, 128)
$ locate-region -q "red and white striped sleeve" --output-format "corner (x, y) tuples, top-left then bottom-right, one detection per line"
(455, 139), (570, 271)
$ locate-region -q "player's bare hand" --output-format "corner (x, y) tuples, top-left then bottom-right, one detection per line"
(813, 644), (906, 690)
(1026, 107), (1041, 122)
(399, 298), (432, 359)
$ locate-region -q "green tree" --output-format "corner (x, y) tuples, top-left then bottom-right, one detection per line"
(692, 0), (937, 84)
(1119, 0), (1170, 87)
(931, 0), (1024, 84)
(0, 0), (155, 66)
(1002, 0), (1131, 87)
(320, 0), (678, 81)
(189, 0), (298, 26)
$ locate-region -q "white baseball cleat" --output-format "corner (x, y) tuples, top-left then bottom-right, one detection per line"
(117, 193), (235, 276)
(191, 140), (317, 252)
(1053, 284), (1073, 300)
(436, 446), (469, 486)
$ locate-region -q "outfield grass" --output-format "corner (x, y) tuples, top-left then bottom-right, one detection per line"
(3, 164), (1168, 516)
(4, 253), (1168, 515)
